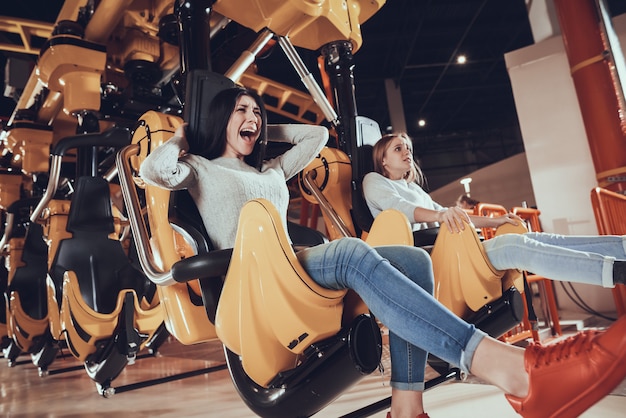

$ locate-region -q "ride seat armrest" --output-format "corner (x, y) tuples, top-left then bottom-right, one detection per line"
(171, 249), (233, 283)
(50, 126), (130, 156)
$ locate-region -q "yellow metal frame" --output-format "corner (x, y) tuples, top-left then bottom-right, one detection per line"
(0, 174), (22, 210)
(131, 111), (218, 345)
(4, 123), (55, 175)
(213, 0), (385, 52)
(0, 16), (54, 55)
(301, 147), (355, 240)
(36, 35), (107, 115)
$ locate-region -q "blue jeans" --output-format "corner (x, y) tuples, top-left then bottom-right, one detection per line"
(296, 238), (486, 389)
(375, 246), (433, 391)
(483, 232), (626, 288)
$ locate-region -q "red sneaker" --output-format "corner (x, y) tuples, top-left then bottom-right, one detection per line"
(386, 413), (429, 418)
(505, 315), (626, 417)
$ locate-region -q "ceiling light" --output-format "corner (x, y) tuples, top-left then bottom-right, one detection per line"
(418, 119), (426, 127)
(456, 55), (467, 64)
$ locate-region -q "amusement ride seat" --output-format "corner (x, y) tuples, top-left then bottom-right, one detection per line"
(54, 175), (162, 395)
(30, 128), (164, 395)
(2, 198), (54, 368)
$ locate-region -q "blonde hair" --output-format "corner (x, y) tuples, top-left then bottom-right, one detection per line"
(372, 132), (425, 186)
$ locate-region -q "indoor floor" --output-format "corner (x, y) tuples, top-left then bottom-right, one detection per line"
(1, 314), (625, 417)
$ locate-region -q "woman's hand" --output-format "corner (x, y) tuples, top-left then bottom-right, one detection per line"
(174, 123), (189, 156)
(437, 207), (472, 233)
(175, 123), (187, 139)
(491, 213), (522, 227)
(469, 212), (523, 229)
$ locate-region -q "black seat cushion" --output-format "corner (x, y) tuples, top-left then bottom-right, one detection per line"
(351, 144), (375, 234)
(49, 177), (149, 314)
(9, 222), (48, 320)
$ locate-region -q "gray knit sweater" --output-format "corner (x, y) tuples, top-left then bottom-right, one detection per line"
(139, 124), (328, 250)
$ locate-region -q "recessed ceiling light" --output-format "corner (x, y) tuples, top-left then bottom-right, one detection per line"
(456, 55), (467, 64)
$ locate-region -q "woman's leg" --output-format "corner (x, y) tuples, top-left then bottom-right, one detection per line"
(297, 238), (484, 373)
(375, 246), (434, 417)
(297, 237), (626, 417)
(483, 232), (624, 287)
(524, 232), (626, 258)
(297, 238), (529, 398)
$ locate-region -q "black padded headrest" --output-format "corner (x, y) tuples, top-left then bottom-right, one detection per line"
(356, 145), (374, 178)
(351, 116), (382, 234)
(66, 177), (114, 234)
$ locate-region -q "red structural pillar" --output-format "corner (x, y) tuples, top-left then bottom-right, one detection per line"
(554, 0), (626, 192)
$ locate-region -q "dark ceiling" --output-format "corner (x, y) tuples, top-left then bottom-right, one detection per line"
(348, 0), (626, 189)
(353, 0), (535, 184)
(2, 0), (626, 190)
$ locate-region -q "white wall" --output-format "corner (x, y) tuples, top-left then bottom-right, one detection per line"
(500, 14), (626, 314)
(430, 153), (537, 210)
(505, 36), (598, 236)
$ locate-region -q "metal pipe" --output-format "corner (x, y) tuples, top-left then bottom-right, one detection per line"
(30, 155), (62, 223)
(554, 0), (626, 191)
(209, 15), (231, 39)
(225, 28), (274, 83)
(277, 36), (339, 126)
(116, 144), (174, 286)
(103, 165), (118, 183)
(303, 170), (352, 238)
(320, 40), (357, 155)
(177, 0), (215, 75)
(155, 14), (231, 88)
(0, 213), (15, 254)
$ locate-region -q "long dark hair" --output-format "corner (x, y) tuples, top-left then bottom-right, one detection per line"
(188, 87), (268, 170)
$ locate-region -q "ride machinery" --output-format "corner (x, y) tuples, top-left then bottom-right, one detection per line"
(0, 0), (529, 416)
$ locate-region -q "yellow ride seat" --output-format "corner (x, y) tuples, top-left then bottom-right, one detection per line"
(430, 220), (527, 319)
(216, 198), (346, 387)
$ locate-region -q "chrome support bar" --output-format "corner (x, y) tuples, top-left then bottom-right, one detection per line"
(30, 155), (63, 223)
(277, 35), (339, 126)
(303, 170), (352, 238)
(116, 144), (174, 286)
(0, 213), (15, 254)
(225, 28), (274, 83)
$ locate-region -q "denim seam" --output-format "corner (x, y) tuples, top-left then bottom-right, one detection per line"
(390, 380), (425, 392)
